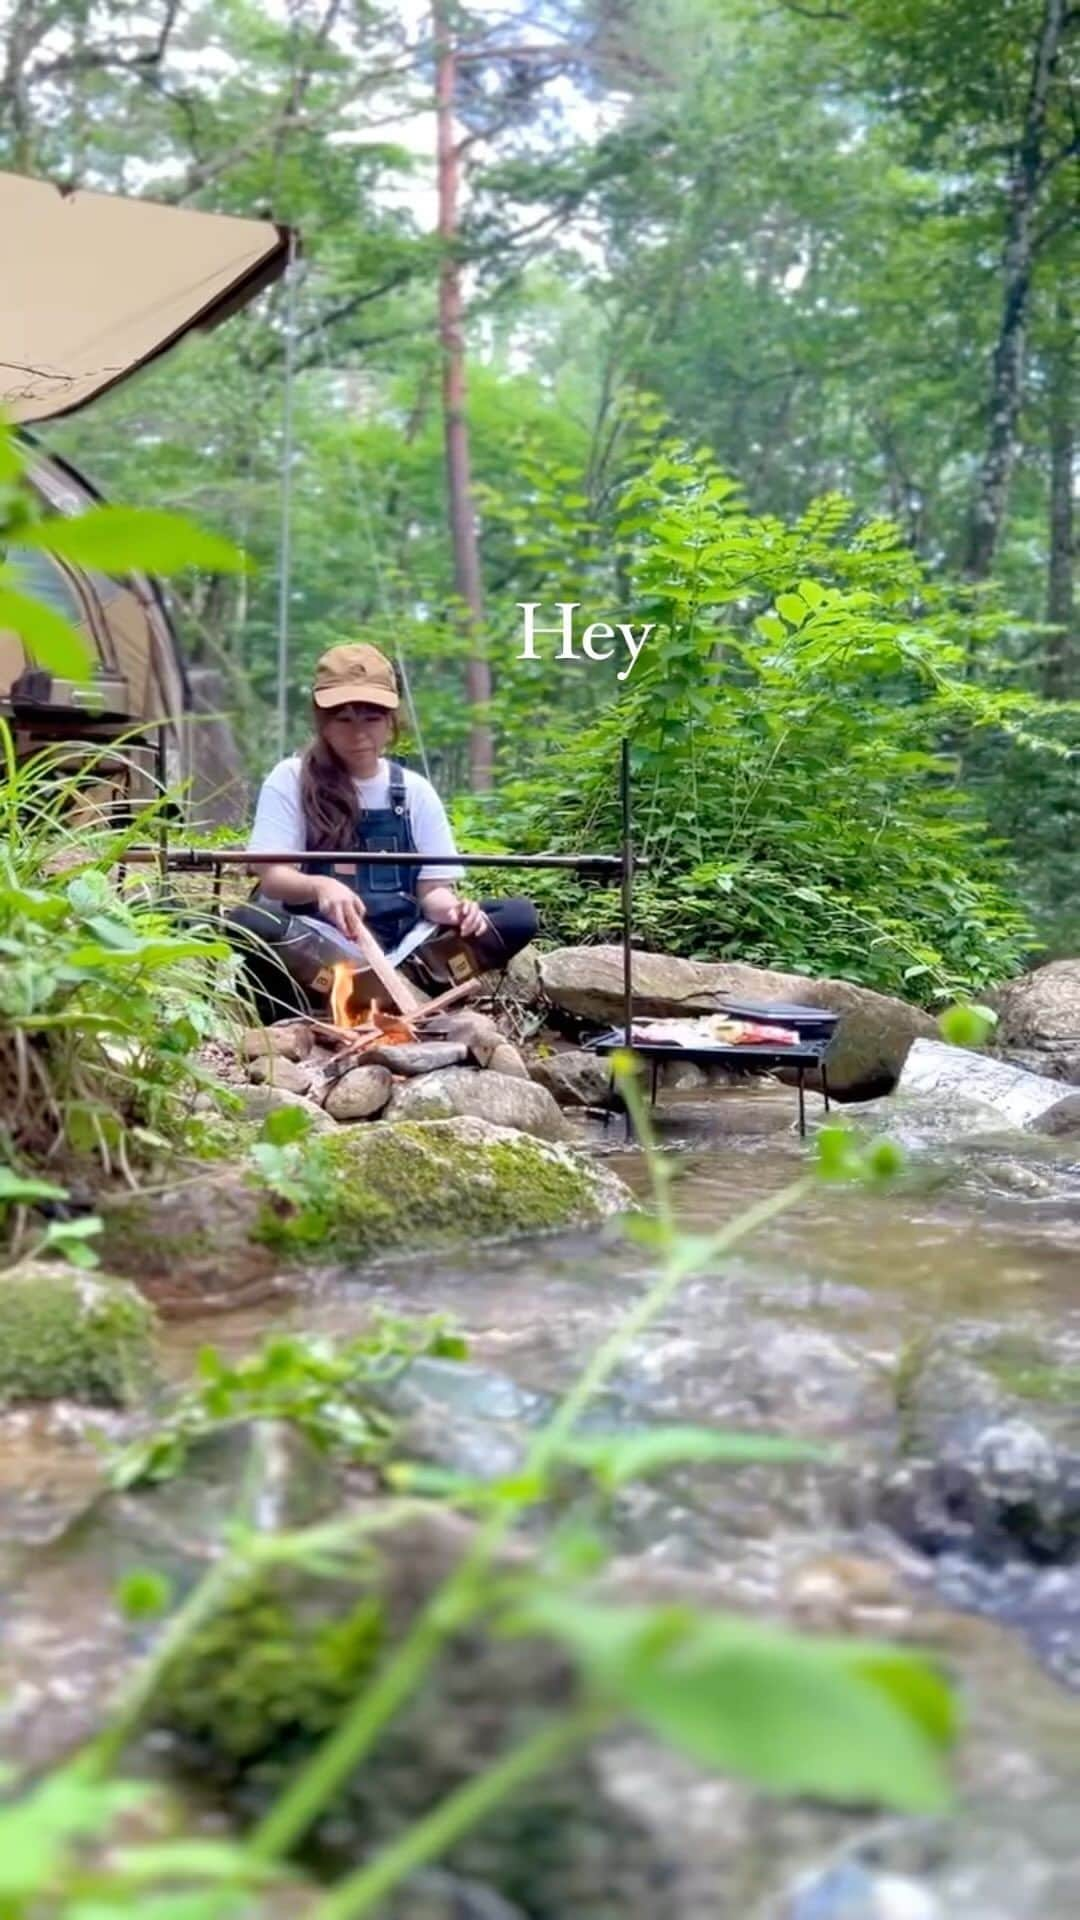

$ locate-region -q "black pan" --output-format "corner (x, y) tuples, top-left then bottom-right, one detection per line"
(716, 999), (840, 1041)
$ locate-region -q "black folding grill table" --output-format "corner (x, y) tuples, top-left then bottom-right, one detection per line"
(587, 1032), (833, 1137)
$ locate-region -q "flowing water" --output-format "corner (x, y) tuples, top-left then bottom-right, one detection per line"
(2, 1083), (1079, 1916)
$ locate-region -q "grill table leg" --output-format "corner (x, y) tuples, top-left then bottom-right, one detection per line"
(797, 1066), (806, 1137)
(821, 1062), (831, 1113)
(650, 1059), (659, 1106)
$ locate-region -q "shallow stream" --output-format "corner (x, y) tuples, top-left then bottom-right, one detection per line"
(2, 1082), (1079, 1917)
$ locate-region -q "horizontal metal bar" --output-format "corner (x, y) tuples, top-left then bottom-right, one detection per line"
(119, 846), (646, 874)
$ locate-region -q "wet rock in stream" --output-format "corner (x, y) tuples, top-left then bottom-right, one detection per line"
(3, 1348), (1080, 1920)
(874, 1336), (1080, 1685)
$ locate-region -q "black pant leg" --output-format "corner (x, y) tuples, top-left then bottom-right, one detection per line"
(471, 896), (539, 970)
(224, 900), (315, 1025)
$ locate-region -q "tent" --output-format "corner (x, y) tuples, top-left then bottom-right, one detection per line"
(0, 170), (292, 820)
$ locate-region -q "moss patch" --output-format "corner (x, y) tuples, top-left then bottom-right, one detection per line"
(255, 1117), (629, 1262)
(153, 1569), (382, 1772)
(0, 1261), (158, 1405)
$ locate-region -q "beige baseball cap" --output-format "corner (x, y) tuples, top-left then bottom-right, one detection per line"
(312, 642), (399, 711)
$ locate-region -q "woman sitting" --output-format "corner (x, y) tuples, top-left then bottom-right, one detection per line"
(227, 642), (538, 1023)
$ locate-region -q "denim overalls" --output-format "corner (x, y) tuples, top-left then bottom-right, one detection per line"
(303, 760), (420, 950)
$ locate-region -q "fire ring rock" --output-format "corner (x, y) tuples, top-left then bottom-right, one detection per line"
(323, 1064), (395, 1122)
(386, 1067), (573, 1141)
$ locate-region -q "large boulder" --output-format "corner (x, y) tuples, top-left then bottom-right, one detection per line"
(386, 1067), (573, 1142)
(101, 1117), (631, 1291)
(0, 1261), (157, 1405)
(994, 960), (1080, 1085)
(898, 1039), (1066, 1129)
(532, 947), (935, 1099)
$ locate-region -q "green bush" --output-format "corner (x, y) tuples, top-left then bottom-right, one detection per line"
(461, 448), (1051, 1003)
(0, 721), (244, 1230)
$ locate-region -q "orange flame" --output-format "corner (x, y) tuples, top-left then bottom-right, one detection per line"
(328, 963), (417, 1045)
(330, 963), (361, 1030)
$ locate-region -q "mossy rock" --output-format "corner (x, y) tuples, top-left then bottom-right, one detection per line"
(255, 1116), (633, 1263)
(0, 1261), (158, 1406)
(148, 1509), (666, 1917)
(155, 1566), (384, 1769)
(101, 1118), (633, 1292)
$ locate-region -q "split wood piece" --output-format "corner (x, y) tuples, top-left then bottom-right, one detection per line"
(411, 976), (483, 1022)
(351, 920), (425, 1017)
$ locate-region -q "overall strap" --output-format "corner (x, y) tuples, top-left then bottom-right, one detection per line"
(387, 759), (409, 819)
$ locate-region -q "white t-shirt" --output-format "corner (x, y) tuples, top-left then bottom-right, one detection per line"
(247, 756), (464, 883)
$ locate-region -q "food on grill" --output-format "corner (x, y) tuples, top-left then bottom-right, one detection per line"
(629, 1015), (798, 1048)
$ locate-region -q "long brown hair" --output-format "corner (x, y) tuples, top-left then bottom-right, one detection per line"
(298, 707), (399, 850)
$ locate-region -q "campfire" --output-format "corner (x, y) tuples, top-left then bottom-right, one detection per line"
(327, 964), (418, 1053)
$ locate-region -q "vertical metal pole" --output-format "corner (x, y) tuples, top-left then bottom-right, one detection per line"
(620, 737), (634, 1140)
(620, 736), (634, 1049)
(155, 722), (169, 889)
(276, 230), (299, 762)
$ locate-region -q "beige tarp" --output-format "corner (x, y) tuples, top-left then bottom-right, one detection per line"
(1, 170), (290, 423)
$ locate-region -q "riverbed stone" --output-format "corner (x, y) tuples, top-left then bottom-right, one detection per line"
(437, 1011), (507, 1068)
(385, 1874), (528, 1920)
(358, 1042), (468, 1076)
(386, 1066), (573, 1141)
(240, 1020), (314, 1063)
(785, 1861), (943, 1920)
(660, 1059), (709, 1090)
(487, 1039), (530, 1080)
(529, 1048), (613, 1107)
(533, 946), (934, 1099)
(234, 1084), (338, 1134)
(323, 1063), (394, 1121)
(994, 959), (1080, 1085)
(245, 1054), (313, 1095)
(881, 1335), (1080, 1568)
(141, 1505), (686, 1914)
(879, 1419), (1080, 1567)
(0, 1261), (157, 1406)
(899, 1039), (1066, 1129)
(317, 1119), (626, 1250)
(1031, 1092), (1080, 1136)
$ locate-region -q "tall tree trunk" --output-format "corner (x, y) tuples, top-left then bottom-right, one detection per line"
(1043, 292), (1075, 696)
(965, 0), (1067, 579)
(433, 0), (493, 791)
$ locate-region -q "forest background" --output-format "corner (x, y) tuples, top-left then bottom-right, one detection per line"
(3, 0), (1078, 1001)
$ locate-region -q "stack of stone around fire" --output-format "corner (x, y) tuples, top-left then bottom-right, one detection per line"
(240, 1014), (576, 1144)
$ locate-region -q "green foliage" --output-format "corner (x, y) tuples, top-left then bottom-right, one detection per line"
(0, 421), (246, 681)
(480, 445), (1046, 1000)
(0, 1761), (279, 1917)
(115, 1568), (174, 1621)
(815, 1125), (906, 1185)
(518, 1596), (953, 1811)
(108, 1317), (467, 1489)
(554, 1425), (831, 1486)
(938, 1001), (998, 1049)
(0, 718), (243, 1237)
